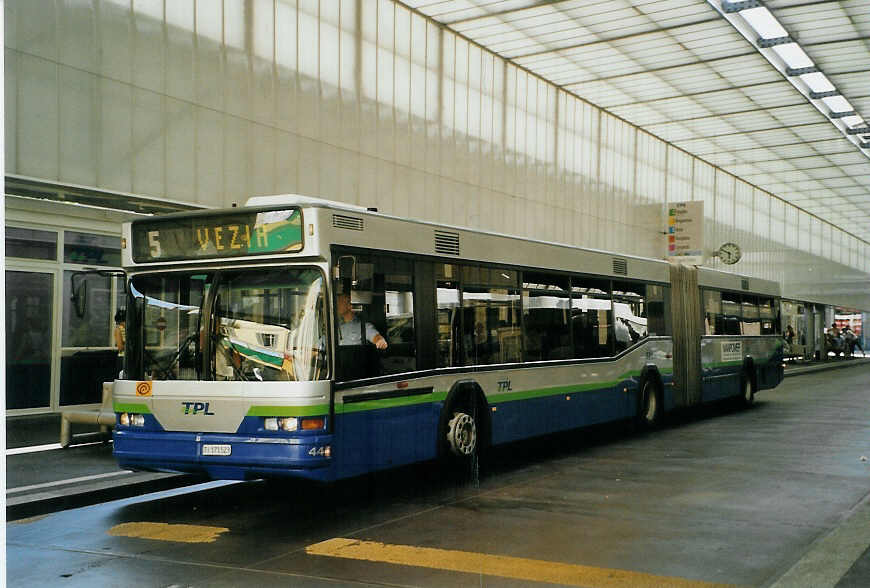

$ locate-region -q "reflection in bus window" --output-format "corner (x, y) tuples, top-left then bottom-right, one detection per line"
(703, 289), (721, 335)
(571, 277), (612, 358)
(741, 295), (760, 335)
(436, 264), (460, 368)
(522, 272), (571, 361)
(646, 284), (670, 336)
(721, 291), (742, 335)
(461, 266), (521, 365)
(758, 298), (776, 335)
(381, 259), (416, 376)
(128, 273), (210, 381)
(612, 281), (647, 352)
(213, 268), (327, 382)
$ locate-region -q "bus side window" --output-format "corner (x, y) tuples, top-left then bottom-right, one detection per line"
(647, 284), (668, 336)
(721, 291), (742, 336)
(522, 272), (571, 361)
(612, 281), (646, 351)
(571, 277), (613, 359)
(741, 295), (760, 335)
(703, 289), (721, 336)
(380, 257), (416, 376)
(436, 264), (460, 368)
(759, 298), (776, 335)
(461, 266), (521, 366)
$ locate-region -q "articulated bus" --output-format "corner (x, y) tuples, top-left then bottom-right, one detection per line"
(112, 196), (783, 481)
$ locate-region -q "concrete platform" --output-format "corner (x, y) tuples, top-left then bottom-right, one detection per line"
(6, 358), (870, 587)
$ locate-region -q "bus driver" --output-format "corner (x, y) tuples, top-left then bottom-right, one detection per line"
(336, 292), (388, 350)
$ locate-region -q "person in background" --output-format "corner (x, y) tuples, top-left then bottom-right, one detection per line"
(785, 324), (795, 345)
(843, 326), (863, 357)
(784, 324), (795, 359)
(827, 322), (844, 357)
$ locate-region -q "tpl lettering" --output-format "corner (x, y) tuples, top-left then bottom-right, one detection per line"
(182, 402), (215, 415)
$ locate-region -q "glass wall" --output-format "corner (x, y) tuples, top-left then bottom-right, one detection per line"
(6, 271), (54, 410)
(5, 218), (124, 413)
(5, 0), (869, 310)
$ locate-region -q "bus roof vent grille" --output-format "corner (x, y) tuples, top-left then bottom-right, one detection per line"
(435, 230), (460, 256)
(333, 214), (364, 231)
(612, 258), (628, 275)
(741, 279), (750, 291)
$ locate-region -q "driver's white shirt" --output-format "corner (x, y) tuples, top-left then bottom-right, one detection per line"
(338, 315), (379, 346)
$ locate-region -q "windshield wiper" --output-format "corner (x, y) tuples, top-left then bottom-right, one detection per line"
(144, 333), (198, 380)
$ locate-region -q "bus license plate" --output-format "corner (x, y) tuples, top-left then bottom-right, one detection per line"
(202, 444), (231, 456)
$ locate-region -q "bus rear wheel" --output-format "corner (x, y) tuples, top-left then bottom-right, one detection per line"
(446, 411), (477, 457)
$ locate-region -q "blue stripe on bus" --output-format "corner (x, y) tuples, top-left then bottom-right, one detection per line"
(113, 373), (685, 482)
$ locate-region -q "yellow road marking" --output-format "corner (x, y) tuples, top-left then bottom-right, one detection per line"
(306, 538), (739, 588)
(108, 522), (228, 543)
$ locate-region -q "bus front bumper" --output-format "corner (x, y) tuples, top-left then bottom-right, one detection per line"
(113, 429), (335, 482)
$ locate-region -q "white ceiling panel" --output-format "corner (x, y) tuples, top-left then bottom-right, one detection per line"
(408, 0), (870, 241)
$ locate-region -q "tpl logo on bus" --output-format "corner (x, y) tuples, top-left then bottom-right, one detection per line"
(182, 402), (216, 416)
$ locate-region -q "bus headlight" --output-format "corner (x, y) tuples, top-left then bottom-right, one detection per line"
(119, 413), (145, 427)
(264, 417), (298, 431)
(279, 417), (298, 431)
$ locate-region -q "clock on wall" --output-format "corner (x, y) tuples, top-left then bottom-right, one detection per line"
(717, 242), (742, 265)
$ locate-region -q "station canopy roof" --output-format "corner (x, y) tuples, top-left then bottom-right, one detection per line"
(404, 0), (870, 243)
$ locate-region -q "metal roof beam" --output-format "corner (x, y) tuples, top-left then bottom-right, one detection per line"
(443, 0), (595, 26)
(556, 51), (759, 87)
(507, 15), (724, 60)
(728, 149), (858, 164)
(642, 103), (817, 126)
(602, 78), (798, 109)
(694, 136), (852, 155)
(675, 121), (831, 140)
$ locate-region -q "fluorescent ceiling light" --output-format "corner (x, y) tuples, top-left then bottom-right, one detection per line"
(840, 115), (863, 128)
(822, 95), (853, 113)
(740, 7), (788, 39)
(800, 72), (835, 94)
(772, 43), (813, 69)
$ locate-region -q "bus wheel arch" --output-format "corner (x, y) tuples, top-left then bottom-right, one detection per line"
(439, 380), (490, 459)
(637, 366), (663, 428)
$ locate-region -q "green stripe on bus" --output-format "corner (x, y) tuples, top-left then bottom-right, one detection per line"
(490, 370), (647, 405)
(704, 361), (743, 369)
(334, 367), (672, 414)
(114, 403), (151, 414)
(246, 404), (330, 417)
(336, 390), (448, 414)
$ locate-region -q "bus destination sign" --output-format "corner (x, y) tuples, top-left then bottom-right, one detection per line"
(131, 209), (303, 262)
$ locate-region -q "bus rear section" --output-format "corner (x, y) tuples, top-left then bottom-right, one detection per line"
(669, 264), (784, 408)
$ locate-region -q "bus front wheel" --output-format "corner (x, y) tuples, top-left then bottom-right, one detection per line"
(446, 411), (477, 457)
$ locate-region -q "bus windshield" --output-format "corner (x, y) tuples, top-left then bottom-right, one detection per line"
(127, 268), (328, 382)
